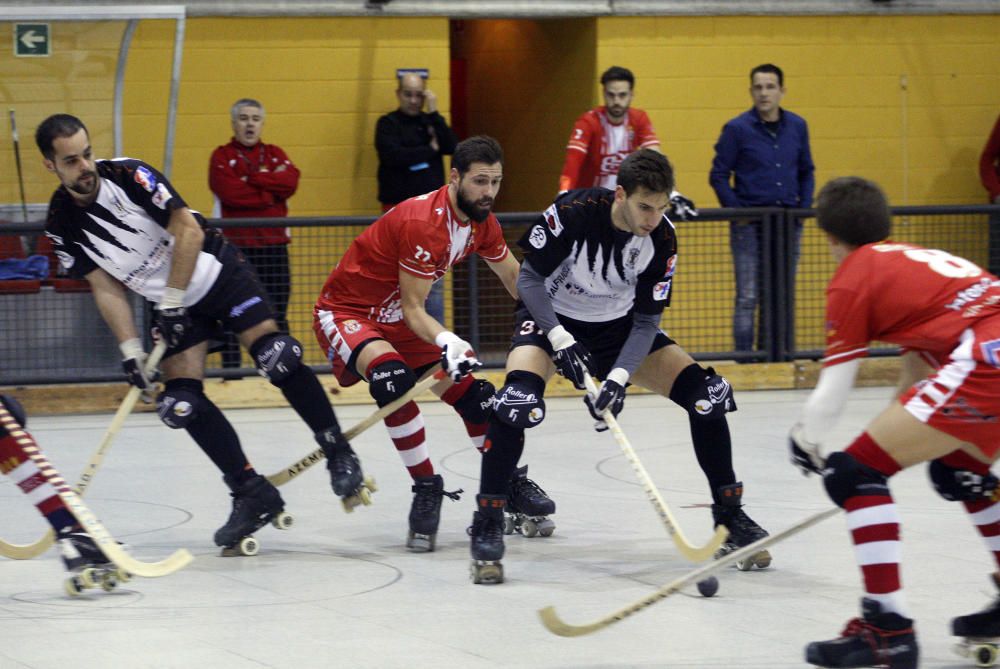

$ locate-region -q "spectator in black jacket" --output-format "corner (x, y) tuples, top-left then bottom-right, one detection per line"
(375, 72), (459, 321)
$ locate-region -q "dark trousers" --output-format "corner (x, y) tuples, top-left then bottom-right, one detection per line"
(221, 244), (291, 368)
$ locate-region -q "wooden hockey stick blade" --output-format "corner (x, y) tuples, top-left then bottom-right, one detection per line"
(267, 369), (447, 486)
(538, 506), (840, 637)
(583, 373), (727, 562)
(0, 405), (193, 577)
(0, 341), (168, 561)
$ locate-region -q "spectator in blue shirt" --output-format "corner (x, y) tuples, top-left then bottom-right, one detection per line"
(710, 63), (815, 357)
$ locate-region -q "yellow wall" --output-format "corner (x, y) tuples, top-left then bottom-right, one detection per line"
(596, 14), (1000, 208)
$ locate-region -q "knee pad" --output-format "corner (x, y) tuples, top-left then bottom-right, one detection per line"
(822, 451), (890, 508)
(156, 379), (205, 430)
(928, 456), (998, 502)
(493, 370), (546, 429)
(0, 394), (27, 430)
(250, 333), (303, 385)
(367, 356), (416, 408)
(670, 364), (737, 422)
(452, 377), (496, 424)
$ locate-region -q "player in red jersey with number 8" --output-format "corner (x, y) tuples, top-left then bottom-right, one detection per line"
(790, 176), (1000, 669)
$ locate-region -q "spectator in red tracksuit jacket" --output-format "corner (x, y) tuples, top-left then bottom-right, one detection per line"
(981, 112), (1000, 275)
(210, 98), (300, 368)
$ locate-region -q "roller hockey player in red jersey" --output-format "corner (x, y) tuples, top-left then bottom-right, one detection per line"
(468, 149), (770, 584)
(789, 177), (1000, 669)
(314, 136), (543, 552)
(37, 114), (360, 555)
(0, 394), (127, 594)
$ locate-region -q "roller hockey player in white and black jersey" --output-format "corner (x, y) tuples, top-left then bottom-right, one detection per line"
(37, 114), (365, 553)
(468, 149), (769, 584)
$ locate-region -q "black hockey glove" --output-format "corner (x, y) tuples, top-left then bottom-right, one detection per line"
(585, 368), (628, 432)
(154, 306), (190, 348)
(547, 325), (595, 391)
(119, 338), (159, 393)
(669, 190), (698, 221)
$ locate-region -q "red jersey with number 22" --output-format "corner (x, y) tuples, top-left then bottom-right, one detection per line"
(823, 242), (1000, 367)
(315, 184), (509, 323)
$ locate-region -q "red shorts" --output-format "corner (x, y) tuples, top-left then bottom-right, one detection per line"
(313, 307), (440, 387)
(899, 326), (1000, 459)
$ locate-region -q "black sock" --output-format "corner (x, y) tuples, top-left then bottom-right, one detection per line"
(689, 415), (737, 500)
(480, 419), (525, 495)
(274, 365), (340, 435)
(168, 379), (249, 477)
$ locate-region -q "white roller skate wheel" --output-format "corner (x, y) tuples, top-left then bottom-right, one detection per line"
(735, 558), (753, 572)
(974, 643), (999, 667)
(79, 567), (99, 588)
(65, 576), (85, 597)
(358, 487), (372, 506)
(364, 477), (378, 493)
(521, 519), (538, 538)
(272, 512), (294, 530)
(100, 572), (118, 592)
(239, 536), (260, 557)
(116, 568), (132, 583)
(502, 516), (515, 535)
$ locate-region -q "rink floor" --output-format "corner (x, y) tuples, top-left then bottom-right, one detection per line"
(0, 386), (993, 668)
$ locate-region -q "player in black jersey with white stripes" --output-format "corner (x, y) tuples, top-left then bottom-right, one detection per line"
(468, 149), (769, 583)
(36, 114), (367, 552)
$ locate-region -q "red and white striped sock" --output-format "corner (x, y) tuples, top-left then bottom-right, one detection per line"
(383, 401), (433, 480)
(843, 433), (907, 616)
(440, 375), (488, 453)
(0, 433), (77, 533)
(941, 451), (1000, 569)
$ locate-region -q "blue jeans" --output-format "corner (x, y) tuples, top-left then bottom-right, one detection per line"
(426, 279), (445, 323)
(729, 219), (802, 353)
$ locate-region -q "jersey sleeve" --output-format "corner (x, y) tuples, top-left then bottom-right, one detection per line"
(822, 286), (870, 367)
(517, 200), (575, 277)
(475, 217), (510, 263)
(558, 114), (595, 192)
(397, 216), (444, 280)
(118, 160), (188, 227)
(44, 202), (97, 279)
(634, 110), (660, 148)
(634, 222), (677, 314)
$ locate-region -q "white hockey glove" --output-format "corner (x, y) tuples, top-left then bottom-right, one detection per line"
(436, 331), (481, 382)
(669, 190), (698, 221)
(547, 325), (596, 391)
(789, 422), (826, 476)
(585, 367), (628, 432)
(120, 338), (159, 401)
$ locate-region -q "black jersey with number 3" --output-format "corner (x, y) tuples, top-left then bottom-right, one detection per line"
(44, 158), (225, 306)
(517, 188), (677, 323)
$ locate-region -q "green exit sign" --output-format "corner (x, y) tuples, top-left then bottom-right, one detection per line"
(14, 23), (50, 57)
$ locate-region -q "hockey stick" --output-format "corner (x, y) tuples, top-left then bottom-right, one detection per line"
(8, 108), (32, 256)
(267, 368), (447, 486)
(583, 372), (728, 563)
(0, 404), (193, 577)
(0, 340), (167, 560)
(539, 505), (840, 637)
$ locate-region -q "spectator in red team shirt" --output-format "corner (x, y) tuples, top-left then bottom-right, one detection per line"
(559, 66), (697, 219)
(790, 177), (1000, 669)
(210, 98), (300, 368)
(980, 112), (1000, 274)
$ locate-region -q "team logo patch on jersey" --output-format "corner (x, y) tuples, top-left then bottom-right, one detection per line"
(665, 255), (677, 277)
(343, 319), (361, 334)
(543, 205), (563, 237)
(134, 165), (157, 192)
(528, 225), (547, 249)
(151, 182), (172, 209)
(653, 279), (671, 301)
(982, 339), (1000, 368)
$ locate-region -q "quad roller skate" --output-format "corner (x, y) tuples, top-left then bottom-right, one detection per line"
(953, 575), (1000, 667)
(504, 465), (555, 538)
(406, 474), (463, 552)
(317, 427), (376, 512)
(711, 481), (771, 570)
(215, 473), (293, 557)
(806, 597), (918, 669)
(468, 494), (505, 585)
(58, 529), (130, 596)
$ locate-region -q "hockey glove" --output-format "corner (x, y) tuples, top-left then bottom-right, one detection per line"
(789, 422), (825, 476)
(669, 190), (698, 221)
(436, 331), (482, 382)
(154, 287), (190, 348)
(547, 325), (596, 391)
(120, 338), (159, 393)
(585, 367), (628, 432)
